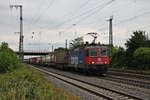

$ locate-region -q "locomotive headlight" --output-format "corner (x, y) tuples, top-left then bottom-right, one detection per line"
(104, 62), (107, 64)
(92, 62), (94, 64)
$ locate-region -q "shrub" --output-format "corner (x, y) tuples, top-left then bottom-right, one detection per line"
(0, 42), (22, 73)
(133, 47), (150, 70)
(110, 47), (126, 68)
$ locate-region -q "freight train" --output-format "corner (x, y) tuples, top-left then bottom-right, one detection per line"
(29, 45), (109, 75)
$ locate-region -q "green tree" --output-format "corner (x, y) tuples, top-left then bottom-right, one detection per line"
(0, 42), (22, 73)
(110, 46), (126, 68)
(54, 47), (66, 52)
(69, 37), (84, 50)
(109, 46), (117, 57)
(125, 30), (150, 68)
(133, 47), (150, 70)
(125, 30), (149, 54)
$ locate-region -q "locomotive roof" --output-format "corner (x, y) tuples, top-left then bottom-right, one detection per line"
(85, 45), (108, 49)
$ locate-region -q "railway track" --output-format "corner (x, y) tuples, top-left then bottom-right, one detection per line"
(29, 65), (144, 100)
(102, 75), (150, 89)
(108, 70), (150, 81)
(109, 68), (150, 76)
(107, 70), (150, 89)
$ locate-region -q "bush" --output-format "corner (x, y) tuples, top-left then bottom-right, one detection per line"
(0, 42), (22, 73)
(133, 47), (150, 70)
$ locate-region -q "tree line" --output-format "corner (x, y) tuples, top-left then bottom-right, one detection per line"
(110, 30), (150, 70)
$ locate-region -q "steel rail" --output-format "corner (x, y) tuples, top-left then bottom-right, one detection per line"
(29, 65), (143, 100)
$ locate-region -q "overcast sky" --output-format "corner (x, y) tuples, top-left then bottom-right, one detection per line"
(0, 0), (150, 52)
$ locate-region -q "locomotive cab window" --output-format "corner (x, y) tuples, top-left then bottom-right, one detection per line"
(86, 49), (89, 57)
(100, 49), (107, 56)
(89, 49), (98, 57)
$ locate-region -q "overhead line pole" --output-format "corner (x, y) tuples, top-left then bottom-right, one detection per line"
(108, 16), (113, 48)
(65, 39), (67, 50)
(10, 5), (24, 62)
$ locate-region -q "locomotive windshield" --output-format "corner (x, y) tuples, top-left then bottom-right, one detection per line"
(85, 47), (108, 57)
(100, 49), (107, 56)
(89, 49), (98, 57)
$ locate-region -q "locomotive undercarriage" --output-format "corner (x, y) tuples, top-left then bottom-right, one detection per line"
(83, 64), (108, 75)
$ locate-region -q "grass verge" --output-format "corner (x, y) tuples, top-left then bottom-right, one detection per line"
(0, 66), (79, 100)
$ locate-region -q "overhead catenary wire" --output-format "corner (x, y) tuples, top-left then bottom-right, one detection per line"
(24, 0), (114, 42)
(56, 0), (115, 44)
(77, 0), (138, 33)
(71, 0), (91, 15)
(41, 0), (91, 31)
(24, 0), (91, 42)
(14, 0), (17, 5)
(83, 0), (138, 33)
(39, 0), (115, 46)
(45, 0), (115, 44)
(25, 0), (56, 34)
(24, 0), (56, 42)
(24, 0), (46, 32)
(24, 0), (150, 50)
(67, 10), (150, 46)
(61, 0), (115, 33)
(42, 0), (115, 34)
(97, 10), (150, 32)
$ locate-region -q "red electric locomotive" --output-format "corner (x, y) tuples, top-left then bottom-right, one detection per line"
(68, 45), (109, 75)
(84, 46), (109, 74)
